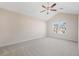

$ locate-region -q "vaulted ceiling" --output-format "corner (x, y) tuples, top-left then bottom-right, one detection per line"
(0, 2), (79, 21)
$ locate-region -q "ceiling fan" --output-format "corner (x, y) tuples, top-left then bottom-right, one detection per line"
(40, 2), (57, 14)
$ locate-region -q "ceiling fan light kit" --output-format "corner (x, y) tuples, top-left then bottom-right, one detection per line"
(40, 2), (57, 15)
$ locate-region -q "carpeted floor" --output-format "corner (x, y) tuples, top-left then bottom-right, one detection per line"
(0, 37), (78, 56)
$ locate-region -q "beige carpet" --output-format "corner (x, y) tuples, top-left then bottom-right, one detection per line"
(0, 37), (78, 56)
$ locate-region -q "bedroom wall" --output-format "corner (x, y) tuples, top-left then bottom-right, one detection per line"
(78, 15), (79, 50)
(0, 8), (46, 47)
(47, 13), (78, 42)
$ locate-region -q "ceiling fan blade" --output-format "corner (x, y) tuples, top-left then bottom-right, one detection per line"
(50, 9), (56, 11)
(51, 3), (56, 8)
(42, 5), (46, 9)
(50, 9), (57, 11)
(40, 10), (46, 13)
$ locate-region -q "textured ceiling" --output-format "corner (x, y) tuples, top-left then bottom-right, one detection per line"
(0, 2), (79, 21)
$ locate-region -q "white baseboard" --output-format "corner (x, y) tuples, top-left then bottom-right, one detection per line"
(0, 36), (46, 48)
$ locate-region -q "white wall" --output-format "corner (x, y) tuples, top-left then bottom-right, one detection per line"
(47, 13), (78, 42)
(19, 15), (46, 41)
(78, 15), (79, 50)
(0, 8), (46, 47)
